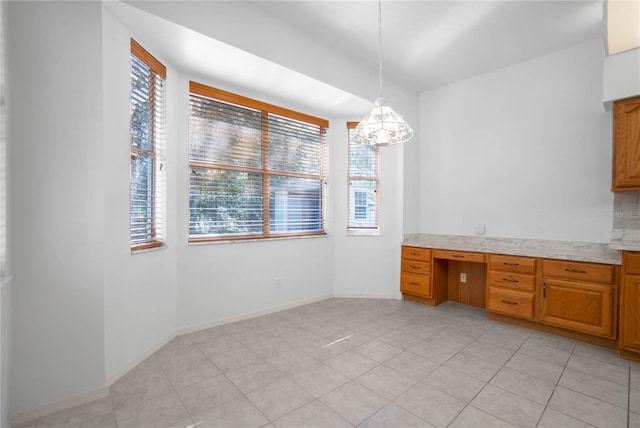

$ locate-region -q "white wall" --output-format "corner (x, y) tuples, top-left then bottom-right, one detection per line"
(6, 1), (105, 414)
(102, 8), (179, 381)
(603, 47), (640, 106)
(419, 39), (613, 243)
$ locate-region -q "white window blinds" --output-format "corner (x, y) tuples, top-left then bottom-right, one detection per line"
(348, 122), (379, 231)
(129, 39), (166, 251)
(188, 82), (328, 241)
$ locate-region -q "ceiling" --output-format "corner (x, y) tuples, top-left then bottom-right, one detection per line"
(254, 1), (604, 93)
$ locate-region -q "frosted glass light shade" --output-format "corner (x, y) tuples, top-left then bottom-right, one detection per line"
(353, 98), (413, 147)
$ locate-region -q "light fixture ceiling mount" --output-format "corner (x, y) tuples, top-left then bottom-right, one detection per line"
(353, 0), (413, 147)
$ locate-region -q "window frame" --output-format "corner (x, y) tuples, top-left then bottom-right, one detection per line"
(188, 81), (329, 243)
(347, 121), (380, 234)
(129, 39), (166, 252)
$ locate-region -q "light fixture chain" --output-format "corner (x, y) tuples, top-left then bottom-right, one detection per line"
(378, 0), (383, 99)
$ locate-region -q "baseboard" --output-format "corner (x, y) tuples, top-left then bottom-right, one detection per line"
(9, 386), (109, 428)
(176, 294), (333, 336)
(104, 331), (177, 387)
(333, 292), (399, 300)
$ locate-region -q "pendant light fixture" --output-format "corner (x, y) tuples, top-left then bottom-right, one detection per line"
(353, 0), (413, 147)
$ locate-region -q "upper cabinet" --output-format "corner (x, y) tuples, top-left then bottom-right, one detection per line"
(612, 96), (640, 191)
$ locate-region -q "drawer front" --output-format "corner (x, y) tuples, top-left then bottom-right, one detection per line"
(402, 246), (431, 262)
(432, 249), (486, 263)
(542, 260), (614, 284)
(487, 287), (535, 320)
(401, 260), (431, 276)
(489, 254), (536, 274)
(488, 271), (536, 292)
(624, 252), (640, 275)
(400, 273), (431, 298)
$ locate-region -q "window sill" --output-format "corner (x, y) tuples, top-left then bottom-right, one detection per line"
(188, 233), (328, 246)
(131, 241), (167, 254)
(347, 229), (380, 237)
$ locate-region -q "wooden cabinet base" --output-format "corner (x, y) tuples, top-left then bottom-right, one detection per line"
(402, 292), (438, 306)
(488, 312), (618, 350)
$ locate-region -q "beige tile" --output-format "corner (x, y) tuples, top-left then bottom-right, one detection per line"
(383, 350), (439, 380)
(462, 340), (515, 366)
(471, 384), (544, 428)
(631, 387), (640, 414)
(325, 350), (379, 379)
(164, 357), (221, 390)
(192, 396), (268, 428)
(176, 373), (242, 416)
(278, 328), (323, 348)
(490, 366), (556, 405)
(423, 366), (486, 403)
(320, 381), (388, 426)
(395, 381), (466, 427)
(559, 367), (629, 408)
(517, 341), (572, 367)
(114, 391), (189, 428)
(289, 363), (350, 397)
(187, 326), (228, 344)
(75, 412), (117, 428)
(377, 330), (422, 350)
(302, 339), (348, 361)
(630, 412), (640, 428)
(226, 361), (284, 394)
(207, 345), (261, 373)
(566, 354), (629, 386)
(505, 352), (564, 384)
(246, 336), (295, 359)
(477, 326), (531, 352)
(449, 405), (516, 428)
(425, 329), (475, 352)
(537, 408), (595, 428)
(548, 386), (627, 428)
(355, 365), (418, 400)
(193, 333), (244, 356)
(573, 342), (630, 369)
(444, 350), (502, 382)
(407, 341), (459, 364)
(247, 378), (314, 421)
(359, 403), (435, 428)
(273, 400), (351, 428)
(35, 397), (113, 428)
(354, 340), (403, 363)
(231, 326), (277, 347)
(266, 349), (321, 375)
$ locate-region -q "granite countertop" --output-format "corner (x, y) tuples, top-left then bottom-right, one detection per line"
(609, 229), (640, 251)
(402, 234), (622, 265)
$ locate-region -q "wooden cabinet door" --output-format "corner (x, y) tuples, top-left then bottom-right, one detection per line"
(613, 97), (640, 190)
(621, 274), (640, 352)
(540, 278), (613, 338)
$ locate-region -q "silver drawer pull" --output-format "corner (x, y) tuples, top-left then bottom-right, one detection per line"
(503, 262), (520, 266)
(565, 268), (587, 274)
(410, 252), (422, 256)
(502, 278), (519, 283)
(452, 254), (465, 259)
(501, 300), (518, 305)
(410, 265), (422, 269)
(409, 282), (421, 286)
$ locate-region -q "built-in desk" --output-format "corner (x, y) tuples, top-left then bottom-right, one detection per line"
(401, 235), (624, 353)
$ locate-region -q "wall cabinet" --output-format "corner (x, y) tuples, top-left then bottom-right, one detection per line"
(612, 96), (640, 191)
(620, 252), (640, 356)
(540, 260), (615, 338)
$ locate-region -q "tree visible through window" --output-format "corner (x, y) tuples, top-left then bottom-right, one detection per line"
(347, 122), (379, 232)
(188, 82), (328, 241)
(129, 39), (166, 251)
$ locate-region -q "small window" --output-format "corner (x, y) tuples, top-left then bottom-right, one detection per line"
(129, 39), (166, 251)
(188, 82), (328, 242)
(347, 122), (379, 233)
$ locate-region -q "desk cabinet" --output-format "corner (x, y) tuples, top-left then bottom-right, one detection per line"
(540, 260), (615, 338)
(487, 254), (536, 320)
(400, 247), (432, 298)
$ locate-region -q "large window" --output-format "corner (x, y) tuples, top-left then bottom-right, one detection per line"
(347, 122), (379, 233)
(188, 82), (328, 242)
(129, 39), (166, 251)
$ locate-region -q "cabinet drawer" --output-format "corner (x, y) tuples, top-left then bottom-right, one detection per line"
(489, 255), (536, 274)
(400, 273), (431, 298)
(402, 247), (431, 262)
(542, 260), (614, 284)
(432, 250), (486, 263)
(488, 271), (536, 292)
(401, 260), (431, 276)
(625, 252), (640, 275)
(487, 287), (535, 320)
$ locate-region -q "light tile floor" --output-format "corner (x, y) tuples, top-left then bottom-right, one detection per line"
(17, 298), (640, 428)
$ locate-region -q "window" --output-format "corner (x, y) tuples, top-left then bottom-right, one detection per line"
(129, 39), (166, 251)
(188, 81), (328, 242)
(347, 122), (379, 233)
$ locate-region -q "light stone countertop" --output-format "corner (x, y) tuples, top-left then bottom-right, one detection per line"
(402, 234), (621, 265)
(609, 229), (640, 251)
